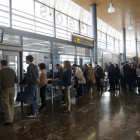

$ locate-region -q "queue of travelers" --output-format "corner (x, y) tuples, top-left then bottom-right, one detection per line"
(0, 55), (140, 125)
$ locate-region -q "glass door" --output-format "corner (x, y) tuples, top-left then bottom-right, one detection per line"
(3, 51), (20, 106)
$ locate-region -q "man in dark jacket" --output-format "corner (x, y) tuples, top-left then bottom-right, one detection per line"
(108, 62), (115, 91)
(0, 60), (17, 125)
(94, 62), (103, 91)
(53, 64), (64, 80)
(123, 61), (130, 90)
(24, 55), (38, 117)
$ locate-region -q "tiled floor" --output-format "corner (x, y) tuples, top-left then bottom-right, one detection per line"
(0, 88), (140, 140)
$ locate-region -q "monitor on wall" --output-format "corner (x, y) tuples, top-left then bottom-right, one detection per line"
(0, 28), (4, 43)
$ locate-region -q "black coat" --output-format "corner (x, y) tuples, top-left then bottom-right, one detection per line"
(123, 64), (129, 77)
(108, 64), (115, 78)
(96, 66), (103, 79)
(128, 67), (136, 81)
(114, 67), (120, 77)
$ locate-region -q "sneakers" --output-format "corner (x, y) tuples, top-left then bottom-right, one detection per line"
(2, 122), (12, 125)
(26, 114), (36, 118)
(63, 110), (71, 113)
(35, 110), (39, 115)
(60, 101), (65, 104)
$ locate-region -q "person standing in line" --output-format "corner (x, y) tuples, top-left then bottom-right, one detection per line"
(136, 64), (140, 95)
(120, 62), (124, 88)
(123, 61), (130, 90)
(87, 63), (96, 93)
(82, 64), (88, 93)
(128, 63), (136, 91)
(61, 60), (72, 113)
(38, 63), (47, 111)
(114, 64), (120, 90)
(94, 62), (103, 91)
(73, 64), (85, 98)
(52, 64), (65, 104)
(24, 55), (38, 118)
(0, 60), (17, 125)
(108, 62), (115, 91)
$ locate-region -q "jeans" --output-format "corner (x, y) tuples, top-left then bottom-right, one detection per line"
(26, 84), (37, 115)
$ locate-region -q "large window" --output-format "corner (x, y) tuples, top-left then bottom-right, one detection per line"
(23, 37), (51, 52)
(98, 31), (106, 49)
(55, 11), (79, 40)
(12, 0), (34, 32)
(35, 1), (54, 36)
(107, 35), (115, 51)
(115, 39), (120, 52)
(0, 0), (9, 26)
(126, 40), (135, 52)
(80, 22), (92, 38)
(53, 43), (75, 54)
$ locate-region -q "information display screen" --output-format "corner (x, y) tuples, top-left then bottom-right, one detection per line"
(0, 28), (4, 43)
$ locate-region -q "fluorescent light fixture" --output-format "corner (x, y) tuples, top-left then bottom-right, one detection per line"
(128, 24), (133, 30)
(108, 1), (115, 13)
(128, 9), (133, 30)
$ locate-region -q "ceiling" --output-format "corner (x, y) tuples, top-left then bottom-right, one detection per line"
(72, 0), (140, 40)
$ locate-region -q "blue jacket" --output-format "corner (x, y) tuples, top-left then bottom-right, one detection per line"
(63, 68), (72, 87)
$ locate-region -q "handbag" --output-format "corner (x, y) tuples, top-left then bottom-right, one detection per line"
(16, 91), (33, 104)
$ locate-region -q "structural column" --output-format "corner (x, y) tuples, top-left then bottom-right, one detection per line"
(135, 39), (138, 64)
(122, 29), (126, 62)
(90, 4), (98, 62)
(9, 0), (12, 27)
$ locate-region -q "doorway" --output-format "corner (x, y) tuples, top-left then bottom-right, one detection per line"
(3, 51), (20, 106)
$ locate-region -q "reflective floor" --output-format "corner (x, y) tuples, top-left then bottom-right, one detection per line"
(1, 88), (140, 140)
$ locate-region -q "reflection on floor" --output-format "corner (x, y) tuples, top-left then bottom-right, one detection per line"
(1, 88), (140, 140)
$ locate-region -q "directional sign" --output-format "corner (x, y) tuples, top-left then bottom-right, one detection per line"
(72, 33), (94, 47)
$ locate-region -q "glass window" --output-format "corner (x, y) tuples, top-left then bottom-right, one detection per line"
(35, 1), (54, 36)
(115, 39), (120, 52)
(12, 0), (34, 32)
(53, 43), (75, 54)
(23, 38), (50, 52)
(77, 56), (91, 69)
(80, 22), (92, 37)
(0, 0), (9, 26)
(68, 17), (79, 41)
(107, 35), (115, 51)
(55, 11), (68, 40)
(77, 47), (91, 56)
(3, 34), (20, 45)
(126, 40), (135, 52)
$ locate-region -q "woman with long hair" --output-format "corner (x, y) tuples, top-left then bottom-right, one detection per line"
(38, 63), (47, 111)
(61, 60), (72, 113)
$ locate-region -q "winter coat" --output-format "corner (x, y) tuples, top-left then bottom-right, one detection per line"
(87, 68), (96, 84)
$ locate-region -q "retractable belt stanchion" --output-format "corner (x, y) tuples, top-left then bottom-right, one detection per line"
(51, 86), (54, 105)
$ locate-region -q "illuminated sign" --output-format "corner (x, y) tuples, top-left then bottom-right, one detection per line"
(0, 28), (4, 43)
(72, 34), (94, 47)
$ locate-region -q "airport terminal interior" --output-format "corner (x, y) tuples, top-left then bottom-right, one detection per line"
(0, 0), (140, 140)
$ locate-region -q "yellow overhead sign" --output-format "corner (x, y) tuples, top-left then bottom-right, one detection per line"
(72, 34), (94, 47)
